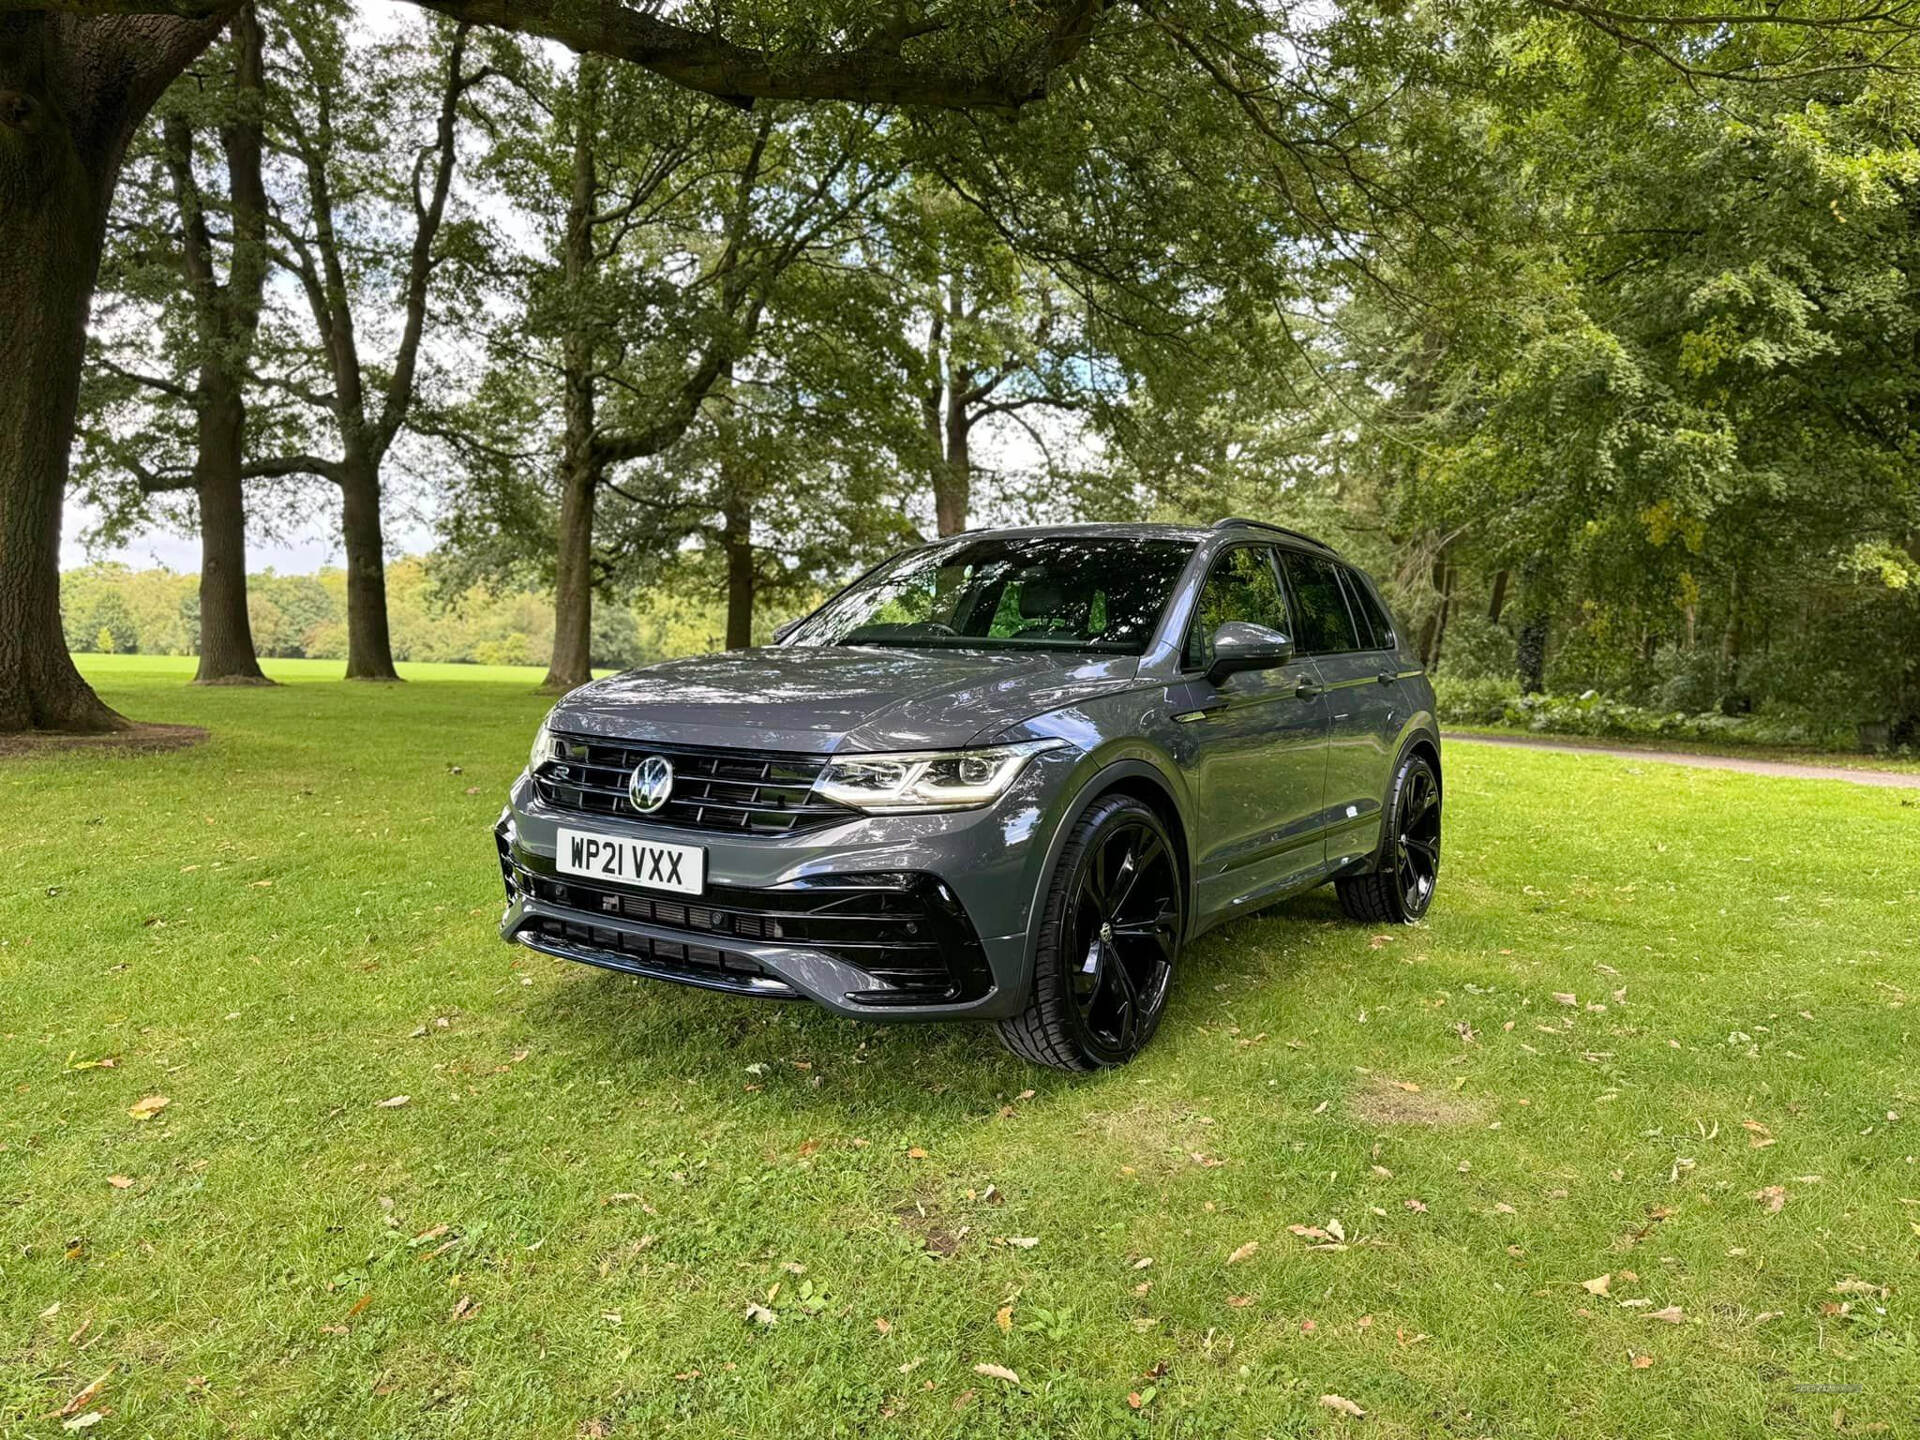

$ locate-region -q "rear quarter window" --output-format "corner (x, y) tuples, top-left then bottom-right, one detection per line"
(1341, 568), (1397, 652)
(1281, 551), (1362, 655)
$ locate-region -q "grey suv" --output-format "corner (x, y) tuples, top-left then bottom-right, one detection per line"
(495, 519), (1441, 1070)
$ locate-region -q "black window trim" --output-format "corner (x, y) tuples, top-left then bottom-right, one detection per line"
(1340, 564), (1396, 654)
(1276, 545), (1368, 658)
(1179, 542), (1292, 674)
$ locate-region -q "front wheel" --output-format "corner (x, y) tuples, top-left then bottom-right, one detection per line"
(997, 795), (1184, 1072)
(1336, 749), (1441, 924)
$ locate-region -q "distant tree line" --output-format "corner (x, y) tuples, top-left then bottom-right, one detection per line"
(58, 559), (769, 673)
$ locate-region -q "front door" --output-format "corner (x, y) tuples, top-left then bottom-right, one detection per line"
(1170, 545), (1330, 922)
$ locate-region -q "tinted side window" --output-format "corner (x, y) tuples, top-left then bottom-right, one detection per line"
(1183, 546), (1291, 669)
(1341, 568), (1396, 652)
(1282, 551), (1362, 655)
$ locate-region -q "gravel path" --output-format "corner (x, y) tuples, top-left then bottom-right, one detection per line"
(1454, 732), (1920, 790)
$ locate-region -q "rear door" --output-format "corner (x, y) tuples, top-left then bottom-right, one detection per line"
(1279, 550), (1402, 870)
(1170, 544), (1330, 917)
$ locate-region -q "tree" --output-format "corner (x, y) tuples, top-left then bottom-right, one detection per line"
(892, 180), (1095, 536)
(76, 3), (276, 684)
(247, 5), (499, 681)
(0, 12), (229, 730)
(441, 53), (913, 688)
(1, 0), (1111, 732)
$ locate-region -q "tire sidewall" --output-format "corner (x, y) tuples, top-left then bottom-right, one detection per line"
(1381, 749), (1440, 920)
(1037, 795), (1183, 1068)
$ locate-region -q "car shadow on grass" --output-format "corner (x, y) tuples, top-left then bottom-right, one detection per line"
(521, 885), (1351, 1119)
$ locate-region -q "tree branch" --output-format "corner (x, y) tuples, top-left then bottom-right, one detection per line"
(4, 0), (1112, 107)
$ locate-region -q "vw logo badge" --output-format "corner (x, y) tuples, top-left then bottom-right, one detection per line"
(628, 755), (674, 814)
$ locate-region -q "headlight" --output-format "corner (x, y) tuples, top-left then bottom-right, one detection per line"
(527, 715), (554, 777)
(814, 738), (1069, 814)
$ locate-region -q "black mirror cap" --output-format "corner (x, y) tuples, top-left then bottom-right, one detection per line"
(1205, 621), (1294, 685)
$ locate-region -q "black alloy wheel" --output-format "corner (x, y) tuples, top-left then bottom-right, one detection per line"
(998, 795), (1185, 1071)
(1337, 750), (1442, 925)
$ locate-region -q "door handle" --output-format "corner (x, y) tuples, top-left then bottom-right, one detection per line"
(1295, 678), (1324, 700)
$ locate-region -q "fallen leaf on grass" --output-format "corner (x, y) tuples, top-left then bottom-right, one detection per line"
(106, 1175), (133, 1189)
(61, 1414), (104, 1432)
(449, 1295), (475, 1322)
(1742, 1120), (1776, 1149)
(1000, 1236), (1039, 1249)
(52, 1369), (114, 1419)
(745, 1303), (778, 1327)
(128, 1095), (169, 1121)
(1630, 1352), (1654, 1370)
(1389, 1080), (1420, 1093)
(1403, 1198), (1428, 1214)
(1226, 1241), (1259, 1264)
(1553, 992), (1578, 1006)
(973, 1362), (1019, 1385)
(1753, 1185), (1788, 1213)
(1226, 1295), (1255, 1308)
(994, 1305), (1013, 1334)
(905, 1147), (928, 1159)
(1646, 1306), (1685, 1323)
(1319, 1393), (1366, 1418)
(1833, 1279), (1889, 1300)
(375, 1095), (410, 1109)
(1582, 1275), (1612, 1298)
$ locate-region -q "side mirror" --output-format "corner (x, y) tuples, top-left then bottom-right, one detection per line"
(772, 618), (803, 645)
(1205, 621), (1294, 685)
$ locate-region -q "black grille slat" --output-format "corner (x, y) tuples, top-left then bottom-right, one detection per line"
(534, 733), (853, 835)
(503, 860), (991, 1004)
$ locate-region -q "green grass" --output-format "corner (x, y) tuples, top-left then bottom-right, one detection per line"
(1448, 723), (1920, 776)
(4, 659), (1917, 1438)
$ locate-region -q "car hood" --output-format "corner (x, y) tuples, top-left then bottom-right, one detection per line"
(549, 645), (1143, 754)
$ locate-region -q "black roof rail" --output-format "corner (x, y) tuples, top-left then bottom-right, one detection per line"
(1211, 516), (1339, 555)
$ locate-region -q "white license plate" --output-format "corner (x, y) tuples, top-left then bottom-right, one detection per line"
(556, 828), (705, 896)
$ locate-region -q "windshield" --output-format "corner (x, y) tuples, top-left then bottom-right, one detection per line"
(787, 535), (1196, 655)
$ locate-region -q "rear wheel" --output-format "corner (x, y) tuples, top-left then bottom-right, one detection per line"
(997, 795), (1184, 1072)
(1336, 749), (1441, 924)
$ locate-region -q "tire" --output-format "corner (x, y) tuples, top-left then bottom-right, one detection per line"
(997, 795), (1185, 1072)
(1336, 748), (1442, 925)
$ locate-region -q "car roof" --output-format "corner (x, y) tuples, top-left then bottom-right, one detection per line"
(945, 519), (1337, 553)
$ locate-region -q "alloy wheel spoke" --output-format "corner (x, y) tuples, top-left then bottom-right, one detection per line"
(1109, 831), (1164, 919)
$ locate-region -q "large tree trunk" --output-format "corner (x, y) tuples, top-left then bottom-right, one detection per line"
(722, 494), (754, 650)
(0, 14), (224, 732)
(193, 382), (269, 685)
(541, 56), (601, 696)
(339, 454), (398, 680)
(543, 453), (598, 692)
(935, 384), (972, 537)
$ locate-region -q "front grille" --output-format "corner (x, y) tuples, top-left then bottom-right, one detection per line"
(500, 837), (990, 1005)
(533, 733), (855, 836)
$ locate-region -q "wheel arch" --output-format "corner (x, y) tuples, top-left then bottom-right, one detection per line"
(1017, 756), (1195, 991)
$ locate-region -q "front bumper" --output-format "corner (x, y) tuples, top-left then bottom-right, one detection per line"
(494, 749), (1076, 1021)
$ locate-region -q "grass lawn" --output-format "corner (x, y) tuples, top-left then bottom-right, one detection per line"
(1446, 724), (1920, 776)
(4, 656), (1917, 1438)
